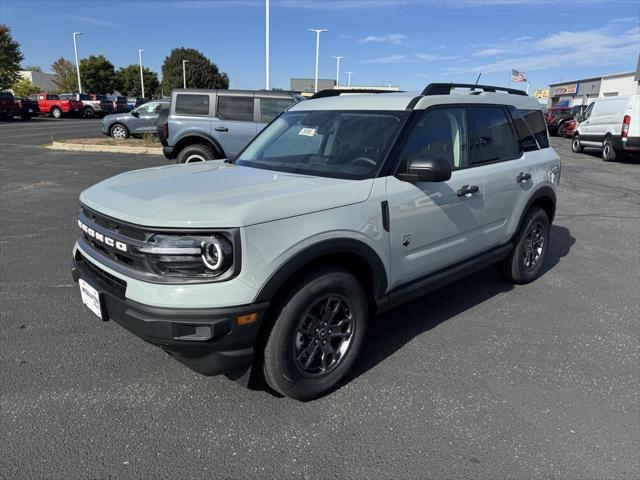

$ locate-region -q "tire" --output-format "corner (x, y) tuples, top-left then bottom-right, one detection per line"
(571, 135), (583, 153)
(83, 106), (95, 118)
(110, 124), (129, 140)
(262, 268), (369, 400)
(176, 144), (216, 164)
(557, 123), (566, 137)
(602, 137), (617, 162)
(501, 207), (550, 285)
(51, 107), (62, 119)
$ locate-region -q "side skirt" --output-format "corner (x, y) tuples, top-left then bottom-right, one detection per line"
(377, 244), (513, 313)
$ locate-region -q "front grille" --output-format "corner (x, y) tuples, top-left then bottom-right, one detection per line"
(81, 206), (148, 241)
(76, 251), (127, 298)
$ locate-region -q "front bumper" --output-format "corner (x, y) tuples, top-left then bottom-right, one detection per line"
(71, 251), (269, 377)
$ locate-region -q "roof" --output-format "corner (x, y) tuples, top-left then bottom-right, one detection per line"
(172, 88), (298, 98)
(549, 71), (636, 86)
(289, 88), (542, 112)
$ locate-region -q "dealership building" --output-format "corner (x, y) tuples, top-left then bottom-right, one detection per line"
(548, 70), (639, 107)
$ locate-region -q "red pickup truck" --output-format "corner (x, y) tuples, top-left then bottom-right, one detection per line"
(29, 92), (83, 118)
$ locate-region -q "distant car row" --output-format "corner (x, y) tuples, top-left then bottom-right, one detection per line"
(0, 91), (149, 121)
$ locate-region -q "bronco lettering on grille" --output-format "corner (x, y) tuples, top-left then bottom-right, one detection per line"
(78, 219), (128, 252)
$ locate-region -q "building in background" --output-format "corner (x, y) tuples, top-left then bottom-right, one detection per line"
(531, 88), (549, 104)
(548, 71), (638, 107)
(19, 70), (57, 91)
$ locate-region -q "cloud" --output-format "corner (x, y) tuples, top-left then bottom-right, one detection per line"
(61, 14), (123, 28)
(358, 34), (408, 46)
(360, 52), (457, 63)
(447, 24), (640, 75)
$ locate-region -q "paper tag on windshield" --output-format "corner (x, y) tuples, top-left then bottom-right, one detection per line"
(298, 127), (317, 137)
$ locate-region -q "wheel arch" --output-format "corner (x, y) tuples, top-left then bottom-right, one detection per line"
(173, 133), (225, 159)
(512, 186), (556, 242)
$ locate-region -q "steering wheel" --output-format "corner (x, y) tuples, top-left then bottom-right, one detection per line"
(350, 156), (377, 168)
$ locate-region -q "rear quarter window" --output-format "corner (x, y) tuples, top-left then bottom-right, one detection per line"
(175, 94), (210, 115)
(515, 109), (550, 150)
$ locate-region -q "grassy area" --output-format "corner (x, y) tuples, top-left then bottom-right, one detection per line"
(63, 133), (160, 147)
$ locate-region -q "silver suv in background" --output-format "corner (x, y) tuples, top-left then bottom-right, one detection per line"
(59, 93), (114, 118)
(101, 99), (170, 139)
(159, 89), (304, 163)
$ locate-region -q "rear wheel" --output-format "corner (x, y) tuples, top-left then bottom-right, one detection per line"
(571, 135), (583, 153)
(262, 268), (369, 400)
(502, 207), (550, 285)
(176, 144), (216, 164)
(83, 106), (95, 118)
(110, 124), (129, 139)
(557, 123), (566, 137)
(51, 107), (62, 119)
(602, 137), (617, 162)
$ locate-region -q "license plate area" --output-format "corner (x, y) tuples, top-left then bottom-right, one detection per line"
(79, 278), (108, 321)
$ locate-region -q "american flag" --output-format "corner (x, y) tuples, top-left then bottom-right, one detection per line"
(511, 69), (527, 82)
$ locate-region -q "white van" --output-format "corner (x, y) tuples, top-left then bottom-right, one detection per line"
(572, 95), (639, 161)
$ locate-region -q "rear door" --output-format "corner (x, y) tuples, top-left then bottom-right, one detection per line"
(213, 94), (258, 158)
(171, 92), (212, 147)
(135, 101), (163, 133)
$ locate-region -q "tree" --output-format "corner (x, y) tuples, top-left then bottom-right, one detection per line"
(51, 57), (78, 92)
(161, 48), (228, 93)
(11, 77), (40, 97)
(116, 65), (159, 97)
(0, 25), (24, 90)
(79, 55), (116, 94)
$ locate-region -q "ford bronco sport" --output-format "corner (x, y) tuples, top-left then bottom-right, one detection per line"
(72, 83), (560, 400)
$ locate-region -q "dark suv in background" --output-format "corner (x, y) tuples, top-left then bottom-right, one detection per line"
(159, 89), (304, 163)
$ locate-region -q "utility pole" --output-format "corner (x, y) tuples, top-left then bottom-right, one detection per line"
(182, 60), (188, 89)
(265, 0), (270, 90)
(307, 29), (328, 93)
(346, 71), (353, 87)
(72, 32), (82, 92)
(138, 49), (145, 98)
(333, 56), (344, 87)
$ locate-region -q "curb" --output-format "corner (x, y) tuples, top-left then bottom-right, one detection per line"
(47, 141), (163, 155)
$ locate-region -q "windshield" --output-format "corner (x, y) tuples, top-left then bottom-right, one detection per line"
(79, 94), (91, 100)
(235, 110), (406, 180)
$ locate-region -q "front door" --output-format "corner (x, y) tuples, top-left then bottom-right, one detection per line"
(386, 107), (487, 289)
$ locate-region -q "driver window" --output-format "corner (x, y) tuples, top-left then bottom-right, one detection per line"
(398, 107), (466, 173)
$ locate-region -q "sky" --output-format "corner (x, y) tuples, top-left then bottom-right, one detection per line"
(2, 0), (639, 92)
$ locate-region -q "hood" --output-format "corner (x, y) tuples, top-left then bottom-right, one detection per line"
(79, 161), (373, 228)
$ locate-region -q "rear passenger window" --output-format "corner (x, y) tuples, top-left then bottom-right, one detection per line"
(466, 107), (519, 166)
(515, 109), (550, 150)
(175, 94), (209, 115)
(260, 97), (294, 123)
(217, 96), (254, 121)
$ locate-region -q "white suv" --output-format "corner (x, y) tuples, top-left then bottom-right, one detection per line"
(72, 83), (561, 400)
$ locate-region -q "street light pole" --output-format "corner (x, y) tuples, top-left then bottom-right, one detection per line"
(265, 0), (270, 90)
(138, 49), (145, 98)
(182, 60), (189, 89)
(346, 71), (353, 87)
(72, 32), (82, 92)
(332, 56), (344, 87)
(307, 28), (328, 93)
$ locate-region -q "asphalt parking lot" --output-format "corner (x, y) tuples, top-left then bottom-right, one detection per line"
(1, 119), (639, 479)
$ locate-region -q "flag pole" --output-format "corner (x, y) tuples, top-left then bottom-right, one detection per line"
(508, 70), (511, 89)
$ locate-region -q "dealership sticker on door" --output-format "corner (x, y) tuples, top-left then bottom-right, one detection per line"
(79, 278), (103, 319)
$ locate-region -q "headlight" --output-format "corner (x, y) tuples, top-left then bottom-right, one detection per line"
(138, 234), (234, 278)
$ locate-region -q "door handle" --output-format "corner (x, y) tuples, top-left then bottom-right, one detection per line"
(215, 126), (229, 132)
(516, 172), (532, 183)
(457, 185), (480, 197)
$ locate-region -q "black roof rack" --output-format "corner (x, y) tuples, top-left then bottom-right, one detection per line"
(309, 88), (402, 100)
(421, 83), (528, 96)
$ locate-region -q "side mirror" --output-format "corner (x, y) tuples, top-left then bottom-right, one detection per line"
(396, 156), (452, 183)
(131, 110), (139, 117)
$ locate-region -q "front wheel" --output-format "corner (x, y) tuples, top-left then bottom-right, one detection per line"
(262, 268), (369, 400)
(51, 107), (62, 119)
(176, 144), (216, 164)
(83, 107), (95, 118)
(602, 137), (617, 162)
(571, 135), (583, 153)
(502, 207), (550, 285)
(110, 124), (129, 139)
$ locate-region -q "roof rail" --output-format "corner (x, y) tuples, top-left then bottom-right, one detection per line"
(421, 83), (528, 96)
(309, 88), (402, 100)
